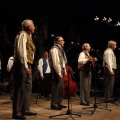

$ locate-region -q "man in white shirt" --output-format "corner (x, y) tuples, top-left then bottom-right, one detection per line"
(78, 43), (93, 106)
(37, 50), (52, 98)
(49, 36), (67, 110)
(6, 56), (14, 100)
(12, 19), (37, 119)
(103, 40), (117, 102)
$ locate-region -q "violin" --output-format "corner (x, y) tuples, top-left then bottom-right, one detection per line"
(78, 53), (98, 71)
(63, 65), (78, 97)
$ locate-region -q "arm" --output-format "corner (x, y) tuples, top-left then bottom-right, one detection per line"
(104, 52), (114, 74)
(78, 52), (92, 69)
(50, 48), (62, 77)
(6, 57), (14, 72)
(17, 32), (31, 74)
(37, 59), (44, 80)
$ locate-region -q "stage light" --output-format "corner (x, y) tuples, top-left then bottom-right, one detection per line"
(107, 17), (112, 23)
(115, 21), (120, 26)
(94, 16), (99, 21)
(102, 16), (107, 21)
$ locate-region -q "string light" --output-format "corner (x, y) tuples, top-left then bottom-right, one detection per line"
(94, 16), (120, 27)
(107, 17), (112, 23)
(102, 16), (107, 21)
(115, 21), (120, 26)
(94, 16), (99, 21)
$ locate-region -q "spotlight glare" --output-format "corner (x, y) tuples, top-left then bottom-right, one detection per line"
(108, 17), (112, 23)
(102, 16), (107, 21)
(94, 16), (99, 21)
(115, 21), (120, 26)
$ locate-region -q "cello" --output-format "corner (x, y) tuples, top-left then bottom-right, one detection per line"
(63, 65), (78, 97)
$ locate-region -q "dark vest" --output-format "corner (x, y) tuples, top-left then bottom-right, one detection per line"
(49, 45), (64, 69)
(42, 57), (48, 74)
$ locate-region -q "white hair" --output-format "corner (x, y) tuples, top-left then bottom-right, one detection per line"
(108, 40), (116, 48)
(54, 36), (63, 44)
(22, 19), (33, 30)
(82, 43), (89, 50)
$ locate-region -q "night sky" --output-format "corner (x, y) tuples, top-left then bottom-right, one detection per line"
(1, 0), (120, 77)
(1, 0), (120, 43)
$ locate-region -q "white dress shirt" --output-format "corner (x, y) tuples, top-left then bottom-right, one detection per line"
(6, 56), (14, 72)
(37, 58), (51, 76)
(103, 48), (117, 72)
(15, 32), (34, 68)
(78, 51), (90, 69)
(50, 45), (66, 76)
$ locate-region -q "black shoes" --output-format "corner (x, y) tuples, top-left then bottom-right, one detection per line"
(22, 111), (37, 116)
(51, 105), (62, 110)
(105, 98), (115, 103)
(12, 114), (26, 119)
(58, 104), (67, 108)
(80, 102), (90, 106)
(10, 95), (13, 100)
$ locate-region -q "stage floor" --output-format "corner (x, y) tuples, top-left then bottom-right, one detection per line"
(0, 93), (120, 120)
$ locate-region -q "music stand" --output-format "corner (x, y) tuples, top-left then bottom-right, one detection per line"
(82, 50), (111, 114)
(49, 65), (81, 119)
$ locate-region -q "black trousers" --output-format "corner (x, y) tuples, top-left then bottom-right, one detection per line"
(37, 73), (52, 97)
(43, 73), (52, 97)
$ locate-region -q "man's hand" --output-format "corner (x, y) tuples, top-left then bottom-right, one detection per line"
(41, 76), (44, 80)
(110, 71), (114, 76)
(58, 74), (63, 79)
(25, 68), (31, 75)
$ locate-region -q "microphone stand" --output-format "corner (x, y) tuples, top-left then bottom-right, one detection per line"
(49, 65), (81, 119)
(83, 50), (111, 114)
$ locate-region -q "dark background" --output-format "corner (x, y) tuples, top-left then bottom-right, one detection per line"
(0, 0), (120, 82)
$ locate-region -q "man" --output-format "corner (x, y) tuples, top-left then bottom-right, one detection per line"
(78, 43), (93, 106)
(49, 36), (67, 110)
(103, 40), (117, 102)
(6, 56), (14, 100)
(37, 50), (52, 98)
(12, 19), (37, 119)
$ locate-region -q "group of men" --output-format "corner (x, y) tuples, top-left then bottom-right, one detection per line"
(6, 19), (117, 119)
(78, 41), (117, 106)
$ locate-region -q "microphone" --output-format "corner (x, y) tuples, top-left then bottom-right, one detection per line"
(70, 42), (80, 45)
(91, 49), (99, 51)
(118, 48), (120, 50)
(51, 34), (55, 38)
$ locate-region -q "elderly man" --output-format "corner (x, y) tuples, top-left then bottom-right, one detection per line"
(103, 40), (117, 102)
(78, 43), (93, 106)
(12, 19), (37, 119)
(49, 36), (67, 110)
(6, 56), (14, 100)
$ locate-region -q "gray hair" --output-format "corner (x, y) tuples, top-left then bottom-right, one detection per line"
(108, 40), (116, 48)
(22, 19), (33, 30)
(54, 36), (63, 44)
(82, 43), (89, 50)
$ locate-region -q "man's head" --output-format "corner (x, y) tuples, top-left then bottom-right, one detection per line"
(43, 50), (49, 59)
(22, 19), (35, 34)
(54, 36), (65, 47)
(108, 40), (117, 50)
(82, 43), (91, 52)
